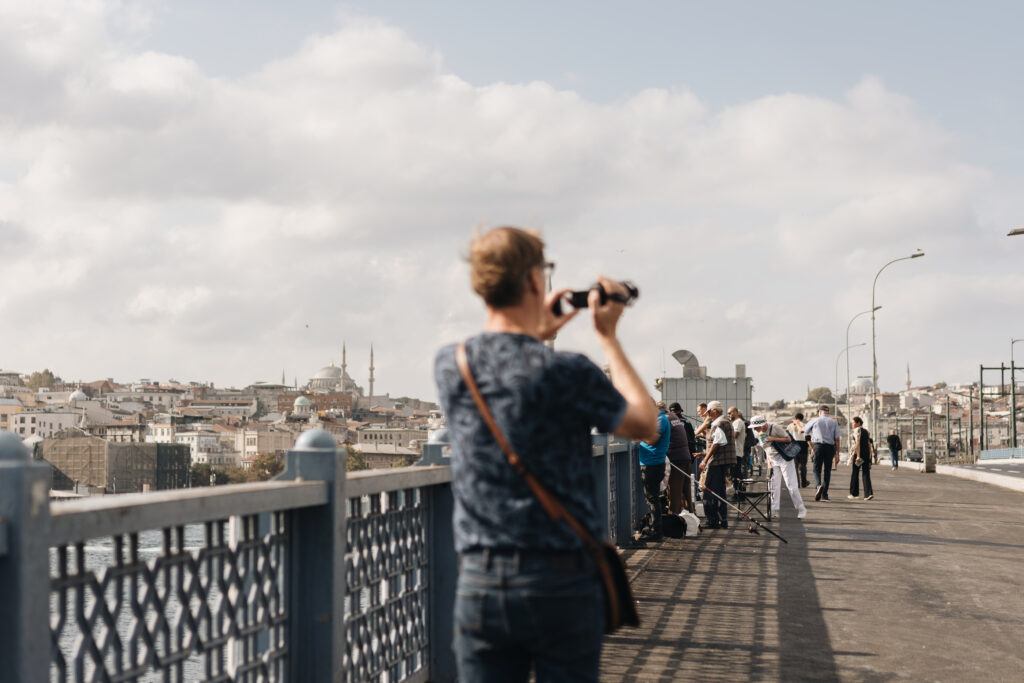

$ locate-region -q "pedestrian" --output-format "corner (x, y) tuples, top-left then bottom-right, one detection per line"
(847, 417), (875, 500)
(750, 416), (807, 519)
(434, 226), (656, 682)
(694, 400), (737, 529)
(693, 402), (709, 501)
(803, 404), (841, 502)
(886, 429), (903, 471)
(788, 412), (811, 487)
(666, 402), (695, 514)
(728, 405), (754, 482)
(637, 400), (671, 541)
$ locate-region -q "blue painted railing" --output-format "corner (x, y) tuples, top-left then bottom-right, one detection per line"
(0, 430), (642, 682)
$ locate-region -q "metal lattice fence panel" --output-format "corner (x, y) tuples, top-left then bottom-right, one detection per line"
(49, 513), (289, 682)
(344, 488), (429, 682)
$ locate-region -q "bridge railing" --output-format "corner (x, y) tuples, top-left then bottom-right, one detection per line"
(0, 429), (642, 683)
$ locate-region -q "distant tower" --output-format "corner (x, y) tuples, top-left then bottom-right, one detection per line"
(281, 368), (286, 385)
(342, 342), (348, 379)
(906, 363), (911, 392)
(368, 345), (375, 403)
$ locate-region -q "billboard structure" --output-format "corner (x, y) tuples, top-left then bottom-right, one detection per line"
(657, 349), (753, 421)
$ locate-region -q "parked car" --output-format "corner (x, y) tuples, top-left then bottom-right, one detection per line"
(905, 448), (923, 462)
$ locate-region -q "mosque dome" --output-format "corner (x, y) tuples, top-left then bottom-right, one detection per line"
(293, 396), (312, 409)
(69, 389), (88, 402)
(850, 378), (873, 395)
(312, 363), (342, 380)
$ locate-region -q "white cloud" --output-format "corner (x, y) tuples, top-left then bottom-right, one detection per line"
(2, 3), (1020, 401)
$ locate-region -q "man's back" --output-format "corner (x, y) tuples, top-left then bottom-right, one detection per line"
(435, 332), (626, 551)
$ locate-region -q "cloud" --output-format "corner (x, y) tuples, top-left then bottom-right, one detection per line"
(1, 3), (1018, 402)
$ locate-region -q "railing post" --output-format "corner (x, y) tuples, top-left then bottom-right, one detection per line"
(275, 429), (345, 682)
(425, 477), (457, 682)
(591, 431), (610, 541)
(0, 432), (51, 683)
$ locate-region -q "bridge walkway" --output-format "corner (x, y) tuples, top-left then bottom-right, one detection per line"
(602, 466), (1024, 682)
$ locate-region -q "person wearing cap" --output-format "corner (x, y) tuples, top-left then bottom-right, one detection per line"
(694, 400), (737, 529)
(803, 404), (841, 502)
(750, 416), (807, 518)
(666, 402), (695, 514)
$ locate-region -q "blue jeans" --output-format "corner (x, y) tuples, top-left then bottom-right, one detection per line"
(891, 450), (899, 468)
(455, 549), (605, 682)
(702, 464), (729, 527)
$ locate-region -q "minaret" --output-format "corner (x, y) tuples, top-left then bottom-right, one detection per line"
(341, 342), (348, 378)
(368, 345), (375, 404)
(281, 368), (286, 385)
(906, 363), (911, 391)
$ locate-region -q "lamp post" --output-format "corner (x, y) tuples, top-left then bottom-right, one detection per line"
(1008, 227), (1024, 236)
(1013, 338), (1023, 449)
(871, 251), (925, 443)
(836, 342), (866, 417)
(847, 307), (881, 418)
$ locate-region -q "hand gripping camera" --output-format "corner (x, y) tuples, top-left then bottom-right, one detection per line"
(551, 281), (639, 317)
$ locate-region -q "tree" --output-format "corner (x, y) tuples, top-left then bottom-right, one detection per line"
(248, 452), (284, 481)
(769, 399), (786, 410)
(190, 463), (212, 487)
(806, 387), (834, 404)
(345, 445), (368, 472)
(26, 369), (56, 391)
(934, 381), (947, 389)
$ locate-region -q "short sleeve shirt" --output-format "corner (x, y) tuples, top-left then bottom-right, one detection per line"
(638, 412), (670, 466)
(434, 333), (627, 553)
(804, 415), (840, 444)
(711, 416), (729, 446)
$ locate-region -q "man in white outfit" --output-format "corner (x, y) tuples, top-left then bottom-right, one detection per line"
(749, 415), (807, 519)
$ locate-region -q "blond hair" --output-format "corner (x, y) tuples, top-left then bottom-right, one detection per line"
(468, 227), (545, 308)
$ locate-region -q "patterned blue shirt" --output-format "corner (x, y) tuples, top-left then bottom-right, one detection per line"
(638, 411), (670, 466)
(434, 333), (627, 552)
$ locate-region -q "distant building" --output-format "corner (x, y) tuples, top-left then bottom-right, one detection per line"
(39, 435), (190, 493)
(0, 397), (25, 431)
(657, 350), (753, 420)
(8, 409), (80, 438)
(355, 425), (428, 449)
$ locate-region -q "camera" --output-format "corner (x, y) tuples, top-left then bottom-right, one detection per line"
(551, 281), (639, 316)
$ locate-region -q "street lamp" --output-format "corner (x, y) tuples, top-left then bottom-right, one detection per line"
(871, 251), (925, 442)
(1008, 227), (1024, 236)
(836, 342), (866, 417)
(847, 307), (881, 416)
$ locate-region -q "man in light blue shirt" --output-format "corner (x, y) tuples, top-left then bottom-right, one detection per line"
(637, 401), (671, 541)
(803, 404), (841, 502)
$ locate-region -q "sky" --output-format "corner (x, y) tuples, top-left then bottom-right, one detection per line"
(2, 0), (1023, 404)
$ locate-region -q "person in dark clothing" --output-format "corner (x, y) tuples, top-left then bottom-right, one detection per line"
(666, 402), (695, 514)
(886, 429), (902, 470)
(848, 416), (874, 500)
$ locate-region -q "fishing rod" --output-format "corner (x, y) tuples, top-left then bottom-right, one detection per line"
(667, 460), (788, 544)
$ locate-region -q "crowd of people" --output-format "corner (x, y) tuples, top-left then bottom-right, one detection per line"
(633, 401), (889, 542)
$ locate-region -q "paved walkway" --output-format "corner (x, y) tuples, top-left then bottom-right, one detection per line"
(601, 466), (1024, 682)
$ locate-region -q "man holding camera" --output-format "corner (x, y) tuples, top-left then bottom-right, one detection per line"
(434, 226), (656, 682)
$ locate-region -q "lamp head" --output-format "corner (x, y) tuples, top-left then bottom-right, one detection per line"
(910, 250), (925, 258)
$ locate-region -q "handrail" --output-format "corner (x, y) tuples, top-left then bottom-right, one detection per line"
(48, 480), (327, 545)
(347, 465), (451, 498)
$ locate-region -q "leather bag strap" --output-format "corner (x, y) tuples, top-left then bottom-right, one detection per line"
(454, 343), (601, 552)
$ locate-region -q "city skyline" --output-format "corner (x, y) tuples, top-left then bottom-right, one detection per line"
(2, 2), (1023, 404)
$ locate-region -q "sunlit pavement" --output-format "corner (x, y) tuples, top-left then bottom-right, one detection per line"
(602, 466), (1024, 682)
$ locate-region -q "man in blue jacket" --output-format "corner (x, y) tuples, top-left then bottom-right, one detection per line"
(637, 400), (671, 541)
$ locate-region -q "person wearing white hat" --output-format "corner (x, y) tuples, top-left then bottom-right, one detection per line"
(749, 415), (807, 519)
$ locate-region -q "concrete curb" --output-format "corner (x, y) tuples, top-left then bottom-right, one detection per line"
(898, 461), (1024, 493)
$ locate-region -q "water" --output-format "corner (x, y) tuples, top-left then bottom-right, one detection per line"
(50, 524), (251, 681)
